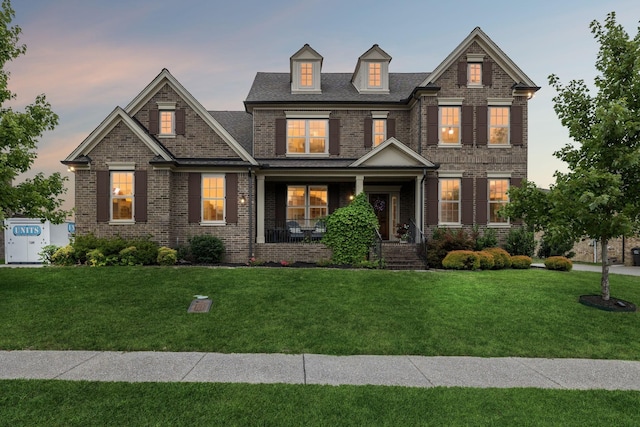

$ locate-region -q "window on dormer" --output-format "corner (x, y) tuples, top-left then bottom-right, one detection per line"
(300, 62), (313, 87)
(368, 63), (381, 88)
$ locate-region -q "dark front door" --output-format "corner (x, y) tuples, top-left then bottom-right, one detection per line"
(370, 194), (389, 240)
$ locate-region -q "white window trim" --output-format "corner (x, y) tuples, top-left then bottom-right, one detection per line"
(439, 106), (461, 146)
(109, 170), (135, 224)
(286, 185), (328, 227)
(467, 63), (483, 87)
(358, 61), (389, 93)
(488, 106), (511, 146)
(439, 178), (461, 226)
(372, 118), (386, 147)
(488, 178), (510, 226)
(285, 118), (329, 156)
(201, 174), (226, 225)
(291, 61), (322, 94)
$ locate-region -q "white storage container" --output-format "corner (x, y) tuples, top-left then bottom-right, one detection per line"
(4, 218), (75, 264)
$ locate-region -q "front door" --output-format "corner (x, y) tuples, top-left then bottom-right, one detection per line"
(370, 194), (389, 240)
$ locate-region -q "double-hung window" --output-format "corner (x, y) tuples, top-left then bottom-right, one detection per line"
(300, 62), (313, 88)
(373, 119), (386, 146)
(287, 185), (328, 227)
(202, 174), (225, 222)
(468, 63), (482, 86)
(368, 63), (381, 88)
(489, 107), (510, 145)
(287, 119), (328, 154)
(439, 179), (460, 224)
(440, 107), (460, 144)
(489, 179), (509, 224)
(159, 111), (174, 135)
(111, 172), (134, 221)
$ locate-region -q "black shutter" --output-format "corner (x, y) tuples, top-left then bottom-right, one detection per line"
(427, 106), (439, 145)
(476, 178), (488, 225)
(329, 118), (340, 155)
(134, 170), (147, 222)
(364, 118), (372, 148)
(476, 106), (488, 145)
(96, 170), (109, 222)
(461, 106), (474, 145)
(225, 173), (238, 223)
(426, 178), (439, 225)
(328, 184), (340, 213)
(457, 62), (467, 86)
(175, 109), (185, 135)
(461, 178), (474, 225)
(188, 173), (201, 223)
(275, 118), (286, 155)
(510, 106), (523, 146)
(149, 109), (159, 134)
(275, 184), (286, 225)
(387, 118), (396, 139)
(482, 60), (493, 87)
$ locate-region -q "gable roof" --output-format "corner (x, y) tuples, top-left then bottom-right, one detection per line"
(209, 111), (253, 156)
(350, 137), (437, 168)
(63, 107), (174, 164)
(420, 27), (538, 88)
(352, 44), (392, 83)
(126, 69), (258, 165)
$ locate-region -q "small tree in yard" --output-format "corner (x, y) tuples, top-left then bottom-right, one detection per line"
(322, 192), (378, 265)
(506, 12), (640, 302)
(0, 0), (71, 223)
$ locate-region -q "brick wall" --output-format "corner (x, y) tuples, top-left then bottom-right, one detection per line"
(255, 243), (332, 263)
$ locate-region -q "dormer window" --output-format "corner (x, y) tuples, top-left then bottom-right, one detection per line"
(290, 44), (323, 94)
(352, 45), (391, 94)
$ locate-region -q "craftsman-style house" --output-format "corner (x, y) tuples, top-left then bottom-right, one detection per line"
(63, 27), (538, 264)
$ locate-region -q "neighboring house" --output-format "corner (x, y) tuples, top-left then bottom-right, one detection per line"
(62, 27), (539, 264)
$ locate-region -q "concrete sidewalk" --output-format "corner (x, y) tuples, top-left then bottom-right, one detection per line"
(2, 350), (640, 390)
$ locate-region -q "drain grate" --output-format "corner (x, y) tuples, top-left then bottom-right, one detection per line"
(188, 299), (212, 313)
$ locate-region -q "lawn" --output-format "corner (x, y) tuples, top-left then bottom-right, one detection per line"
(0, 266), (638, 359)
(2, 266), (640, 426)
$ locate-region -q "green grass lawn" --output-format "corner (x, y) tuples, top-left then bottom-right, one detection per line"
(1, 266), (639, 359)
(2, 266), (640, 425)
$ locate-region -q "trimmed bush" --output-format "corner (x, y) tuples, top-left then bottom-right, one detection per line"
(128, 238), (160, 265)
(426, 228), (475, 268)
(482, 247), (512, 269)
(442, 250), (480, 270)
(544, 256), (573, 271)
(157, 247), (177, 266)
(118, 246), (138, 266)
(475, 250), (495, 270)
(87, 249), (106, 267)
(505, 227), (536, 257)
(188, 235), (225, 264)
(510, 255), (532, 269)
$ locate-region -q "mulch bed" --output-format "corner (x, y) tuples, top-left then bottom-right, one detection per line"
(579, 295), (637, 312)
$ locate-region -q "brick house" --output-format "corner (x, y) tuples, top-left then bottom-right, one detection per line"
(62, 27), (538, 265)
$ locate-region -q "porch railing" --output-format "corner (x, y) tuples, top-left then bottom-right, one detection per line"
(409, 218), (428, 264)
(265, 219), (327, 243)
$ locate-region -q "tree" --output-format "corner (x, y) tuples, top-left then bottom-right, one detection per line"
(0, 0), (70, 223)
(508, 12), (640, 301)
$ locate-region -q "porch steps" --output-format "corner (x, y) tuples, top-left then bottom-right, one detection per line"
(377, 243), (426, 270)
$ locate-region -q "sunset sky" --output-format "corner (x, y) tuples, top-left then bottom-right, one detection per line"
(7, 0), (640, 212)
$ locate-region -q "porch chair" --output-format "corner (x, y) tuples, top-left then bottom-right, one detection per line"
(311, 220), (326, 240)
(286, 220), (304, 241)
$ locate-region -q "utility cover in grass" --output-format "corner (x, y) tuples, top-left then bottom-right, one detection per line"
(188, 299), (212, 313)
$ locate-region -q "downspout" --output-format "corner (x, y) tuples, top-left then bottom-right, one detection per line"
(420, 168), (426, 234)
(418, 96), (423, 155)
(248, 168), (254, 259)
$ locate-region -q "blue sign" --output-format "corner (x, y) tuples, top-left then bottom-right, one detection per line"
(13, 225), (42, 236)
(68, 223), (76, 233)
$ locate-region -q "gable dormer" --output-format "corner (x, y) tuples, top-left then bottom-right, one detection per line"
(352, 44), (391, 94)
(290, 44), (323, 94)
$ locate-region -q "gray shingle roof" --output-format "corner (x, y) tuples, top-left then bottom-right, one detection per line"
(208, 111), (253, 155)
(245, 72), (429, 104)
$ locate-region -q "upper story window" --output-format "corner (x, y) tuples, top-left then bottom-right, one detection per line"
(159, 111), (174, 135)
(439, 178), (460, 224)
(440, 107), (460, 145)
(373, 119), (386, 146)
(300, 62), (313, 87)
(287, 119), (328, 154)
(468, 63), (482, 86)
(489, 107), (510, 145)
(202, 175), (225, 223)
(111, 172), (134, 221)
(368, 63), (381, 88)
(489, 179), (509, 224)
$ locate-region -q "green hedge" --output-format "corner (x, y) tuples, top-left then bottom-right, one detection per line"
(544, 256), (573, 271)
(442, 250), (480, 270)
(481, 248), (512, 269)
(510, 255), (532, 269)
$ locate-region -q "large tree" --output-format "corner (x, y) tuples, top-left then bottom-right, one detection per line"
(508, 12), (640, 301)
(0, 0), (70, 223)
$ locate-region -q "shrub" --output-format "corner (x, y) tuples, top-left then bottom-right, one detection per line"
(475, 250), (495, 270)
(157, 247), (177, 266)
(442, 250), (480, 270)
(510, 255), (532, 269)
(426, 228), (475, 268)
(544, 256), (573, 271)
(482, 247), (512, 269)
(537, 230), (576, 258)
(118, 246), (138, 266)
(51, 245), (76, 266)
(128, 238), (159, 265)
(505, 227), (536, 257)
(87, 249), (106, 267)
(39, 245), (59, 264)
(472, 226), (498, 251)
(188, 235), (225, 264)
(323, 192), (379, 265)
(71, 233), (101, 264)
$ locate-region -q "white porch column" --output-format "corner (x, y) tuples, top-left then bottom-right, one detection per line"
(415, 175), (422, 232)
(256, 175), (265, 244)
(355, 175), (364, 195)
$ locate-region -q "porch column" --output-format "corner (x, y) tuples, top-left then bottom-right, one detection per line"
(415, 175), (422, 232)
(256, 175), (265, 243)
(355, 175), (364, 195)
